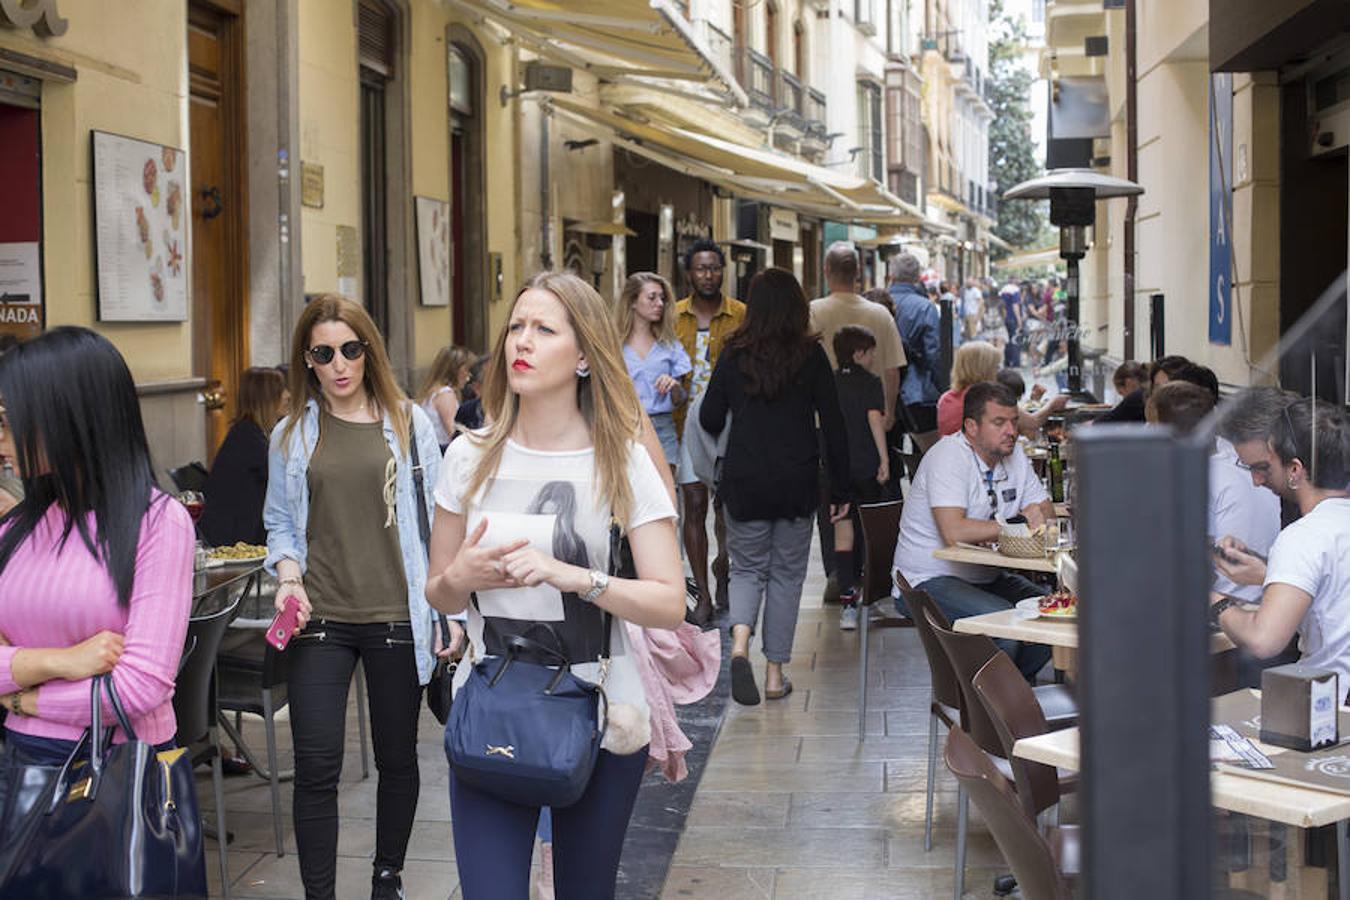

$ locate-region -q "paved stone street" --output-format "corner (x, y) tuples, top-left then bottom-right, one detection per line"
(197, 527), (1014, 900)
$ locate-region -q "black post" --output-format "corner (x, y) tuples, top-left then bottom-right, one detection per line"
(1150, 292), (1166, 360)
(938, 296), (954, 392)
(1077, 426), (1211, 899)
(1065, 256), (1082, 394)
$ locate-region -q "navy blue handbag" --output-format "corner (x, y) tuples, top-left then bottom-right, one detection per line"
(445, 620), (610, 808)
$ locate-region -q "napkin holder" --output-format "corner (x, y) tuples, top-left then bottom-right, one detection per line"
(1261, 664), (1339, 751)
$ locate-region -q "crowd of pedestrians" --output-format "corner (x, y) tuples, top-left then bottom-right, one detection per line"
(0, 239), (1345, 900)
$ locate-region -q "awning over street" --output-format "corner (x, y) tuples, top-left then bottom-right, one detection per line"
(548, 96), (926, 227)
(996, 244), (1062, 269)
(439, 0), (747, 106)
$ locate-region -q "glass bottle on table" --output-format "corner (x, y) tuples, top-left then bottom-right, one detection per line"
(1047, 442), (1065, 504)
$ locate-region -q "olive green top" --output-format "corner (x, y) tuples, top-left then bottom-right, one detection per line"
(304, 411), (408, 624)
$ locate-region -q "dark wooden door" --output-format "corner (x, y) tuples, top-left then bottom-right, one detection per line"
(188, 0), (247, 459)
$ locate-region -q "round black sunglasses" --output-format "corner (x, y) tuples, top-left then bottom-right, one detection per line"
(306, 340), (368, 365)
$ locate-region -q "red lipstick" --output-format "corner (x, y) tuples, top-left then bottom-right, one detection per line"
(511, 359), (532, 371)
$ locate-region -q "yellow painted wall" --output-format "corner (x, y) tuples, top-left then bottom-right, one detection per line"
(0, 0), (192, 382)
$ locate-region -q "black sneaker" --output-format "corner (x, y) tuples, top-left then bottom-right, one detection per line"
(372, 868), (405, 900)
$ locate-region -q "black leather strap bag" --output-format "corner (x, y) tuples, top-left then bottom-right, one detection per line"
(409, 420), (458, 725)
(0, 674), (207, 898)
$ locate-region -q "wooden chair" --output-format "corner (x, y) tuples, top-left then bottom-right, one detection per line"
(855, 500), (909, 740)
(902, 589), (965, 853)
(927, 610), (1077, 900)
(944, 726), (1076, 900)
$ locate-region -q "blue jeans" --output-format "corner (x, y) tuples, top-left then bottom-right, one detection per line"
(899, 573), (1052, 681)
(450, 747), (649, 899)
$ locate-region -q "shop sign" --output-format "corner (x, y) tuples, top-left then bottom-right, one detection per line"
(0, 0), (67, 38)
(1209, 72), (1233, 346)
(768, 208), (799, 242)
(0, 242), (43, 340)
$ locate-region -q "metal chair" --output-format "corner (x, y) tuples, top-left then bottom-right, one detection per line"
(173, 590), (244, 900)
(167, 461), (208, 493)
(855, 499), (909, 741)
(215, 637), (372, 858)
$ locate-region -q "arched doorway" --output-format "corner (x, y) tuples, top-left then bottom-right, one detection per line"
(448, 29), (488, 352)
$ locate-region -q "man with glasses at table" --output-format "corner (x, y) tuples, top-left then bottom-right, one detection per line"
(892, 381), (1053, 680)
(674, 239), (746, 624)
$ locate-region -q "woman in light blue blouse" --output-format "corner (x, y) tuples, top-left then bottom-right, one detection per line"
(619, 273), (692, 480)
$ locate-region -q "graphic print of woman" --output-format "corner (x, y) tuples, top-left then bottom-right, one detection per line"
(480, 480), (609, 664)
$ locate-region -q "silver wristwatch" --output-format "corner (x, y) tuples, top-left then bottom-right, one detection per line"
(581, 569), (609, 604)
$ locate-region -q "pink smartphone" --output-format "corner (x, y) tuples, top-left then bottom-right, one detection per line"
(266, 595), (302, 652)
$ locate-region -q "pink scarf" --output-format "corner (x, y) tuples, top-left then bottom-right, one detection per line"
(624, 621), (721, 782)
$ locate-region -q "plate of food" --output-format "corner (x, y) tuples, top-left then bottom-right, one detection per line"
(1016, 590), (1078, 620)
(206, 542), (267, 565)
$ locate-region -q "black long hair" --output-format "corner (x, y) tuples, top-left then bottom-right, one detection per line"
(0, 327), (161, 606)
(725, 267), (818, 399)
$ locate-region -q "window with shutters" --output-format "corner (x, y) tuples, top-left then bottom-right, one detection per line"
(359, 0), (396, 335)
(856, 81), (883, 183)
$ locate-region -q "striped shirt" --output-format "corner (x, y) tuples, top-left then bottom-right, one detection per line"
(0, 495), (194, 745)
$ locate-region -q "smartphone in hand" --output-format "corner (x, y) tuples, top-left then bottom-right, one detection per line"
(266, 595), (302, 652)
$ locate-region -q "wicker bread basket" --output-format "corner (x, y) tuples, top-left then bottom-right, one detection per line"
(999, 527), (1048, 559)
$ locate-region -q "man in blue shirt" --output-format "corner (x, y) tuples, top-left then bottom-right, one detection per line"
(888, 253), (941, 452)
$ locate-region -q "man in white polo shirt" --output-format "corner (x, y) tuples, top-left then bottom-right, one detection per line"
(893, 381), (1053, 680)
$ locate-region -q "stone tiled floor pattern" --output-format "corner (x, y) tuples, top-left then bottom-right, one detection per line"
(194, 529), (1013, 898)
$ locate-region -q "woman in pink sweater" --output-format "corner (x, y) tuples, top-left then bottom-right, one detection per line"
(0, 327), (194, 772)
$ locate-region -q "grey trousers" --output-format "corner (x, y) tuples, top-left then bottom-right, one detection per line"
(725, 512), (814, 664)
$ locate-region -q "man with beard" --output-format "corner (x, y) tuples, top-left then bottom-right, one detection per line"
(892, 382), (1053, 680)
(674, 239), (746, 624)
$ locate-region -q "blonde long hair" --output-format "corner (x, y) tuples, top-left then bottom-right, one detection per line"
(616, 272), (678, 345)
(466, 271), (643, 520)
(280, 294), (411, 452)
(950, 340), (1003, 392)
(416, 344), (475, 405)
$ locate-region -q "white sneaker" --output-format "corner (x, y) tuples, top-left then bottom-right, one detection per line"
(839, 605), (859, 631)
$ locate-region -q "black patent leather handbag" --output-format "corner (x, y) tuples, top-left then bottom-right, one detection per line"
(0, 674), (207, 898)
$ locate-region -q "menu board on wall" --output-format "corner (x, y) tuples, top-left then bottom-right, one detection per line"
(415, 196), (450, 307)
(92, 131), (188, 322)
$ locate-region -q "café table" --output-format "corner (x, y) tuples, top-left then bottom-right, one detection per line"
(933, 544), (1060, 575)
(1014, 700), (1350, 900)
(192, 562), (263, 618)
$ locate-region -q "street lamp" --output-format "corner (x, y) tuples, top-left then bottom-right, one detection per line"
(1003, 169), (1144, 397)
(569, 221), (636, 290)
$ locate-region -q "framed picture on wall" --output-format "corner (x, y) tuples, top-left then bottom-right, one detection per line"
(91, 131), (188, 322)
(415, 195), (451, 307)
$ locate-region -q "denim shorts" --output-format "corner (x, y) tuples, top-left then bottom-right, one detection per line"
(649, 412), (679, 466)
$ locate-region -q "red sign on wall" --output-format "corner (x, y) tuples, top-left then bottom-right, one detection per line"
(0, 102), (43, 340)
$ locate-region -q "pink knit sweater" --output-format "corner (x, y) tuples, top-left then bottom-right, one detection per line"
(0, 496), (195, 745)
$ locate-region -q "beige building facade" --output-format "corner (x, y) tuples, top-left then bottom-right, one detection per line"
(1043, 0), (1346, 399)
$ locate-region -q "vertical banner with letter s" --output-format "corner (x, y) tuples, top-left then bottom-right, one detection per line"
(1209, 72), (1233, 346)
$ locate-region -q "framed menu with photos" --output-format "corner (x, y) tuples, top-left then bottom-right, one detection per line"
(415, 195), (451, 307)
(92, 131), (188, 322)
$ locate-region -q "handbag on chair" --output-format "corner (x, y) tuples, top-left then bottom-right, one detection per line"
(0, 674), (207, 898)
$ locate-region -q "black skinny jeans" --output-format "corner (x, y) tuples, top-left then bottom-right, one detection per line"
(287, 618), (422, 900)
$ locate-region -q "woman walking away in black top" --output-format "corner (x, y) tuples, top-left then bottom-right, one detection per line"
(700, 267), (850, 705)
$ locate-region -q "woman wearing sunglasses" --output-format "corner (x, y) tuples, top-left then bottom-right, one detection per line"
(264, 294), (456, 900)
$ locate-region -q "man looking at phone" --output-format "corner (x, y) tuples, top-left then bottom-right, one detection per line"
(892, 382), (1053, 680)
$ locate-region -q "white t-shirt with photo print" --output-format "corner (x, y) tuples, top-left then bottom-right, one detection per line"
(433, 435), (677, 720)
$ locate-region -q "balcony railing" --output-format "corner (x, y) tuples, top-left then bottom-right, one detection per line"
(805, 86), (827, 130)
(737, 46), (775, 109)
(777, 70), (806, 128)
(701, 20), (734, 81)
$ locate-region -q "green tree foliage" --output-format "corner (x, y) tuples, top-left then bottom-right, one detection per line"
(988, 0), (1046, 255)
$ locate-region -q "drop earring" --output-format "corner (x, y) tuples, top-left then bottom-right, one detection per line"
(576, 365), (591, 378)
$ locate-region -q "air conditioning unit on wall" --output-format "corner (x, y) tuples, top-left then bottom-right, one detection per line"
(1309, 56), (1350, 158)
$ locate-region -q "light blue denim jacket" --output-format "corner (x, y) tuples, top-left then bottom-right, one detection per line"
(263, 399), (444, 685)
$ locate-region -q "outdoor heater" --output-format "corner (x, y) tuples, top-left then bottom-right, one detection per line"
(1003, 169), (1144, 397)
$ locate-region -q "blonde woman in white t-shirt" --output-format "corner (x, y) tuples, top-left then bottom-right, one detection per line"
(1215, 400), (1350, 689)
(425, 271), (684, 900)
